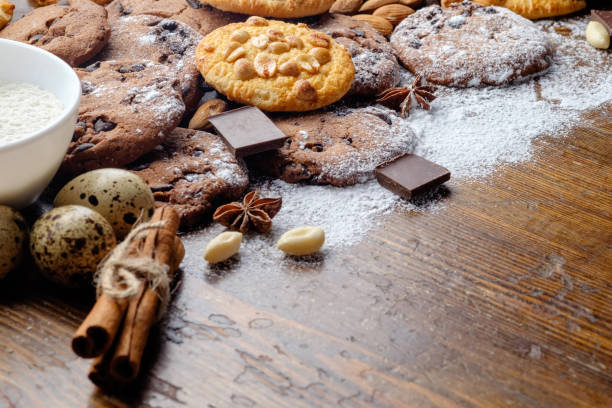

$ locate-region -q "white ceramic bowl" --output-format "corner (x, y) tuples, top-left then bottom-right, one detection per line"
(0, 39), (81, 208)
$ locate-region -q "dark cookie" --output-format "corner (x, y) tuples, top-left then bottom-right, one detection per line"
(105, 0), (244, 36)
(62, 60), (185, 175)
(127, 128), (249, 228)
(390, 2), (553, 87)
(97, 15), (203, 113)
(0, 0), (110, 67)
(312, 14), (401, 97)
(247, 106), (417, 186)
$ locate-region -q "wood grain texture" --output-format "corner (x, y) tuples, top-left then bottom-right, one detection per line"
(1, 2), (611, 406)
(1, 105), (609, 407)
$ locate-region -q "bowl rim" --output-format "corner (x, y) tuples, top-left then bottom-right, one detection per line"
(0, 38), (81, 152)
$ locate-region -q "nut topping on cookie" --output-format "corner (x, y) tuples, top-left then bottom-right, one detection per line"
(279, 61), (300, 76)
(294, 80), (317, 101)
(230, 30), (250, 43)
(196, 18), (354, 111)
(254, 53), (277, 78)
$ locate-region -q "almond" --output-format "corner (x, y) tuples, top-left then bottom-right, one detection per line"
(373, 4), (414, 26)
(309, 47), (331, 65)
(329, 0), (362, 14)
(359, 0), (398, 13)
(399, 0), (423, 7)
(234, 58), (255, 80)
(279, 61), (300, 76)
(188, 99), (227, 130)
(295, 54), (320, 74)
(230, 30), (250, 43)
(352, 14), (394, 36)
(269, 41), (290, 54)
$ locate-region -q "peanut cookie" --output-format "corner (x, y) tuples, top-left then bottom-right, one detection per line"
(105, 0), (243, 35)
(205, 0), (335, 18)
(247, 106), (417, 186)
(441, 0), (585, 19)
(61, 60), (185, 175)
(127, 128), (249, 228)
(311, 13), (400, 97)
(0, 0), (110, 67)
(196, 17), (355, 112)
(97, 15), (203, 113)
(390, 1), (553, 87)
(0, 1), (13, 30)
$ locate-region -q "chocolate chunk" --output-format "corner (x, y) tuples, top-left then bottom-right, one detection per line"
(72, 143), (95, 153)
(185, 0), (203, 9)
(84, 61), (101, 72)
(208, 107), (288, 157)
(591, 10), (612, 35)
(150, 184), (174, 193)
(29, 34), (43, 43)
(374, 154), (450, 200)
(94, 118), (116, 133)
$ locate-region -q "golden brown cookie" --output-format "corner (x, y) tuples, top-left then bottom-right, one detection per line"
(196, 17), (355, 112)
(205, 0), (335, 18)
(441, 0), (585, 19)
(0, 1), (14, 30)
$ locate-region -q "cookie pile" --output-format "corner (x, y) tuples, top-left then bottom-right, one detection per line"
(0, 0), (570, 228)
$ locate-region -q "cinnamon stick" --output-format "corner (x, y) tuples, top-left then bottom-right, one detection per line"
(109, 206), (182, 382)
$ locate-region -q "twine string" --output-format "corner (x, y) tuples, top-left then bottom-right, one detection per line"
(95, 221), (171, 320)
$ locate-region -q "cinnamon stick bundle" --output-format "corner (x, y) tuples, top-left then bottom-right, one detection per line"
(72, 206), (184, 387)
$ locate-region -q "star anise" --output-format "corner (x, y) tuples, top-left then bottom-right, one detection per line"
(212, 191), (282, 233)
(376, 74), (437, 118)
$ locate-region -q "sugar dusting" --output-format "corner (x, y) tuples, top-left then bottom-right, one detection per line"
(183, 15), (611, 261)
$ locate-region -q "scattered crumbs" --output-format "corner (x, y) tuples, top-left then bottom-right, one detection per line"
(528, 344), (542, 360)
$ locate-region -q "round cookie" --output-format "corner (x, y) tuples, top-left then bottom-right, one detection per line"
(196, 17), (355, 112)
(105, 0), (243, 35)
(97, 15), (203, 113)
(441, 0), (586, 20)
(311, 13), (401, 97)
(390, 1), (553, 87)
(127, 128), (249, 229)
(205, 0), (335, 18)
(0, 0), (110, 67)
(61, 60), (185, 176)
(247, 106), (417, 186)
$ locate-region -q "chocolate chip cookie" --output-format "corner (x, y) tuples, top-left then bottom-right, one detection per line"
(0, 0), (110, 66)
(312, 14), (401, 97)
(248, 106), (417, 186)
(62, 60), (185, 175)
(127, 128), (249, 228)
(97, 15), (203, 113)
(105, 0), (243, 36)
(390, 1), (553, 87)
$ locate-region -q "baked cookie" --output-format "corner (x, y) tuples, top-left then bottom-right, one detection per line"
(441, 0), (585, 19)
(0, 1), (13, 30)
(311, 13), (400, 97)
(105, 0), (243, 36)
(127, 128), (249, 228)
(0, 0), (110, 67)
(196, 17), (355, 112)
(247, 106), (417, 186)
(205, 0), (335, 18)
(61, 60), (185, 175)
(390, 1), (553, 87)
(97, 15), (203, 113)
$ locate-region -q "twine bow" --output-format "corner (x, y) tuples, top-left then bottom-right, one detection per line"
(95, 220), (170, 320)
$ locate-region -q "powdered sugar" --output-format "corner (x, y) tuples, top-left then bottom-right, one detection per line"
(181, 14), (610, 258)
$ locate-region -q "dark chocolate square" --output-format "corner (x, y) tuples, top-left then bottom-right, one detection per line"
(208, 106), (288, 157)
(374, 154), (450, 200)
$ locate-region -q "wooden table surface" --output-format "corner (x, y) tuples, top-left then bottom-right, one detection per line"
(2, 2), (612, 407)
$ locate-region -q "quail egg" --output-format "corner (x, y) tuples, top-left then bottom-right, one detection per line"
(30, 205), (116, 287)
(0, 205), (27, 279)
(55, 169), (155, 239)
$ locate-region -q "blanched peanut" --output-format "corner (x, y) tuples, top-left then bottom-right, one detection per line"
(204, 231), (242, 263)
(585, 21), (610, 50)
(276, 226), (324, 256)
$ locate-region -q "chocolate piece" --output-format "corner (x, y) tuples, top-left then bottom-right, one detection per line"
(208, 106), (288, 157)
(374, 154), (450, 200)
(591, 10), (612, 35)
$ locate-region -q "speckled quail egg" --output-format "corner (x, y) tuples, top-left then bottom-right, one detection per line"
(0, 205), (27, 279)
(30, 205), (116, 287)
(54, 169), (155, 239)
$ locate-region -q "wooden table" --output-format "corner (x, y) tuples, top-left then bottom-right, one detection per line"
(2, 2), (611, 407)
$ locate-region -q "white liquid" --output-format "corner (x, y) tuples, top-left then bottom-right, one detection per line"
(0, 80), (64, 144)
